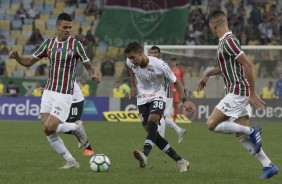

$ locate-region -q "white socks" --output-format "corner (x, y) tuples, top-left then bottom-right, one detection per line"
(158, 117), (166, 137)
(239, 135), (272, 167)
(214, 120), (253, 135)
(47, 133), (74, 161)
(56, 123), (77, 133)
(165, 117), (182, 134)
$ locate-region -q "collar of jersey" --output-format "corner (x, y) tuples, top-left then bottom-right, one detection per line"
(55, 36), (70, 43)
(219, 31), (232, 41)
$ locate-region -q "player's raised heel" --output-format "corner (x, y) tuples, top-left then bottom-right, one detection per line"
(177, 159), (190, 172)
(74, 120), (88, 147)
(133, 150), (147, 168)
(59, 159), (80, 169)
(249, 126), (262, 153)
(178, 129), (186, 144)
(260, 164), (279, 179)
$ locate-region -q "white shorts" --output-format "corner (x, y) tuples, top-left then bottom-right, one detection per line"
(164, 98), (173, 116)
(216, 93), (251, 121)
(40, 90), (72, 122)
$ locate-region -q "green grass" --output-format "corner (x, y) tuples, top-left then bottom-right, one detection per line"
(0, 121), (281, 184)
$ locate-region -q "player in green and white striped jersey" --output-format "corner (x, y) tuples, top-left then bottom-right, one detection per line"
(197, 10), (278, 179)
(9, 13), (100, 169)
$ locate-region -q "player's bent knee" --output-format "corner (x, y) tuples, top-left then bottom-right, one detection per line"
(43, 124), (56, 135)
(207, 118), (216, 131)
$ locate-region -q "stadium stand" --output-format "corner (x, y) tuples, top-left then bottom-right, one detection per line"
(0, 0), (281, 80)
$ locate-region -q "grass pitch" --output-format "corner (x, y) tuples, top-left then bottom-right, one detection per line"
(0, 121), (281, 184)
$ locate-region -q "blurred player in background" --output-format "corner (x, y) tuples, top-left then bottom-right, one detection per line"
(170, 58), (185, 122)
(9, 13), (100, 169)
(198, 10), (278, 179)
(126, 42), (194, 172)
(274, 73), (282, 99)
(63, 80), (94, 156)
(149, 46), (186, 143)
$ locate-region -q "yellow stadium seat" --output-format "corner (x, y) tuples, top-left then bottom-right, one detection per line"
(44, 29), (55, 38)
(17, 36), (29, 45)
(56, 2), (66, 9)
(34, 0), (44, 5)
(40, 13), (49, 20)
(85, 16), (95, 22)
(45, 0), (55, 5)
(95, 50), (106, 59)
(52, 8), (62, 16)
(22, 24), (33, 31)
(10, 30), (21, 36)
(16, 63), (27, 71)
(5, 9), (14, 15)
(5, 59), (17, 77)
(25, 69), (35, 77)
(11, 3), (20, 10)
(114, 61), (124, 77)
(34, 19), (46, 33)
(75, 8), (84, 15)
(0, 20), (10, 30)
(81, 25), (91, 34)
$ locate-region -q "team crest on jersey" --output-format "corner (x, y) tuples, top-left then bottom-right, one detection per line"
(147, 65), (154, 72)
(67, 49), (73, 56)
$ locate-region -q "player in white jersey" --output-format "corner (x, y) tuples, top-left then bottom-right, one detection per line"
(63, 81), (94, 156)
(125, 42), (194, 172)
(149, 46), (186, 143)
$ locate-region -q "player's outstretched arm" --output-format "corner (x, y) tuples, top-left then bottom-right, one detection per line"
(174, 80), (195, 112)
(236, 53), (265, 110)
(197, 67), (221, 91)
(83, 61), (100, 84)
(9, 50), (39, 67)
(128, 67), (137, 99)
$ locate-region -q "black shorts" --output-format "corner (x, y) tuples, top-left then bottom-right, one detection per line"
(138, 100), (165, 126)
(66, 100), (84, 123)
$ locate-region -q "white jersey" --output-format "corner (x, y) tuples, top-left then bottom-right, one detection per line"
(127, 56), (177, 106)
(72, 81), (84, 103)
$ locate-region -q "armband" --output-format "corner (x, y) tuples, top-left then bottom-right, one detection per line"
(181, 97), (187, 103)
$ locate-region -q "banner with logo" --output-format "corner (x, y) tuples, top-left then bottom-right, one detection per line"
(119, 98), (282, 122)
(95, 0), (190, 47)
(0, 96), (41, 120)
(0, 96), (109, 121)
(82, 97), (109, 121)
(103, 111), (191, 123)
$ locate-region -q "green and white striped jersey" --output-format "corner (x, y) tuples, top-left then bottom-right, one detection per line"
(217, 31), (250, 96)
(33, 37), (89, 94)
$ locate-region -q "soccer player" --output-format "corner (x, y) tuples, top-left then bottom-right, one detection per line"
(274, 73), (282, 99)
(149, 46), (186, 143)
(64, 80), (94, 156)
(9, 13), (100, 169)
(125, 42), (194, 172)
(197, 10), (278, 179)
(170, 58), (185, 122)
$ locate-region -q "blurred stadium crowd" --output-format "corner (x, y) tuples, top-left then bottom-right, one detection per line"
(0, 0), (281, 80)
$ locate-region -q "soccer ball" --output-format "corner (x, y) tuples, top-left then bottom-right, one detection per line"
(89, 154), (111, 172)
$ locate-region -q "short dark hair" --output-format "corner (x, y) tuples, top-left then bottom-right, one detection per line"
(208, 10), (226, 21)
(124, 42), (143, 54)
(170, 57), (177, 61)
(150, 46), (160, 53)
(57, 12), (72, 23)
